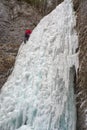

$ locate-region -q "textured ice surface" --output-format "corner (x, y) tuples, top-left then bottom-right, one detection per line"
(0, 0), (78, 130)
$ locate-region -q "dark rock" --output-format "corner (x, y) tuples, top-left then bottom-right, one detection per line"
(73, 0), (87, 129)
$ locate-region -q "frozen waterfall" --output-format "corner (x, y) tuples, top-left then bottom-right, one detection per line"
(0, 0), (78, 130)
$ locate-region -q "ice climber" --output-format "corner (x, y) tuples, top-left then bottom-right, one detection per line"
(24, 29), (32, 43)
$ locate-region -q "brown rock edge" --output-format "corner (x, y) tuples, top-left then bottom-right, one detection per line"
(73, 0), (87, 129)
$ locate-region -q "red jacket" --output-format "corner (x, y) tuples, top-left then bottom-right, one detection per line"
(25, 29), (32, 34)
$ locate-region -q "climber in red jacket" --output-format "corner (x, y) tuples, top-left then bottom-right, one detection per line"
(24, 29), (32, 43)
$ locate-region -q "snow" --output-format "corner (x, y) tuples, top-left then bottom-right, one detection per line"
(0, 0), (78, 130)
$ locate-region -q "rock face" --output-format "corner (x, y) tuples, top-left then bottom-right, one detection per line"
(0, 43), (20, 88)
(0, 0), (9, 44)
(73, 0), (87, 129)
(0, 0), (42, 44)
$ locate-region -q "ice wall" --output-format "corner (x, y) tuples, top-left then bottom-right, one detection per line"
(0, 0), (78, 130)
